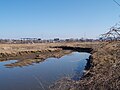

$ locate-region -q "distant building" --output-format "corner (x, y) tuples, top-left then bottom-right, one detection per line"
(54, 38), (60, 42)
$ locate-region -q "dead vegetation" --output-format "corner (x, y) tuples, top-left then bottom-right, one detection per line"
(50, 41), (120, 90)
(1, 41), (119, 90)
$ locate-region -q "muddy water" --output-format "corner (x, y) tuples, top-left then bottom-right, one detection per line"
(0, 52), (90, 90)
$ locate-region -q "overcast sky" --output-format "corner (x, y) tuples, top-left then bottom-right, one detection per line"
(0, 0), (120, 39)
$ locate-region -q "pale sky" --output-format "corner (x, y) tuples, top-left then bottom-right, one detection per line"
(0, 0), (120, 39)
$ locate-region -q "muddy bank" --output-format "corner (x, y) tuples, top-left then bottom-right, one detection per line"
(3, 49), (72, 68)
(52, 46), (93, 53)
(50, 41), (120, 90)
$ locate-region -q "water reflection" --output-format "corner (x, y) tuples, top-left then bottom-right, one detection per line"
(72, 53), (90, 80)
(0, 52), (90, 90)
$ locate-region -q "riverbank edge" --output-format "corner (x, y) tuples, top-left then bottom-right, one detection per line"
(0, 48), (74, 67)
(50, 41), (120, 90)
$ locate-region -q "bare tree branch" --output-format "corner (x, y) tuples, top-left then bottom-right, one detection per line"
(113, 0), (120, 7)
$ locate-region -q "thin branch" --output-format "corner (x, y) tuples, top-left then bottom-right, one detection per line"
(113, 0), (120, 7)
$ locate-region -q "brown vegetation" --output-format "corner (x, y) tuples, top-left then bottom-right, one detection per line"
(1, 41), (119, 90)
(50, 41), (120, 90)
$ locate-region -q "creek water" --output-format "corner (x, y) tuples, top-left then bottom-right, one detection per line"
(0, 52), (90, 90)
